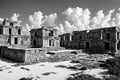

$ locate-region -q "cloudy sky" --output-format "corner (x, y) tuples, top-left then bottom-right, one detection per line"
(1, 0), (120, 34)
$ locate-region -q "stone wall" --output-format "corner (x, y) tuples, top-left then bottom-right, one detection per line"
(0, 46), (83, 63)
(21, 35), (30, 47)
(3, 27), (9, 35)
(11, 36), (22, 45)
(24, 49), (46, 63)
(0, 47), (47, 63)
(0, 35), (9, 45)
(0, 46), (25, 62)
(30, 26), (60, 48)
(59, 27), (118, 52)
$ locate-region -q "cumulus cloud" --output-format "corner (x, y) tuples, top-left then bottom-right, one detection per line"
(25, 23), (31, 31)
(28, 11), (58, 30)
(58, 24), (64, 34)
(25, 7), (120, 35)
(113, 9), (120, 27)
(90, 10), (104, 29)
(62, 7), (91, 33)
(91, 9), (114, 29)
(28, 11), (44, 29)
(0, 18), (3, 24)
(43, 13), (57, 26)
(101, 9), (114, 27)
(21, 23), (30, 35)
(10, 13), (21, 22)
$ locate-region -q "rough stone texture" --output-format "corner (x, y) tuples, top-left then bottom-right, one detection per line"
(0, 35), (9, 45)
(0, 46), (78, 63)
(30, 26), (59, 48)
(24, 49), (46, 63)
(0, 46), (47, 63)
(0, 19), (30, 47)
(0, 46), (25, 62)
(59, 27), (120, 52)
(21, 35), (30, 47)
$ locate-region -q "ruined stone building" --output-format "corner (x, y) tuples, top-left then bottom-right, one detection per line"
(30, 26), (59, 48)
(0, 18), (30, 47)
(59, 27), (120, 52)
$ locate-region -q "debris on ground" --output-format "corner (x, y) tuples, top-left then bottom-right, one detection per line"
(20, 67), (30, 71)
(42, 72), (57, 76)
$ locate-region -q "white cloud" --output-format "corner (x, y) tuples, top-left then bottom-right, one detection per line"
(0, 18), (3, 24)
(10, 13), (21, 22)
(43, 13), (57, 26)
(114, 12), (120, 27)
(28, 11), (44, 29)
(90, 9), (115, 29)
(28, 11), (58, 30)
(91, 10), (105, 29)
(25, 7), (120, 35)
(62, 7), (91, 32)
(101, 9), (114, 28)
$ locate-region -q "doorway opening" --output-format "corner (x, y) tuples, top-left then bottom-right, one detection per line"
(105, 42), (110, 50)
(117, 41), (120, 50)
(33, 40), (36, 46)
(14, 38), (18, 44)
(49, 40), (54, 46)
(86, 42), (90, 49)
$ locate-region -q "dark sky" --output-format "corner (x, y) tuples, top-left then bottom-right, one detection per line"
(0, 0), (120, 25)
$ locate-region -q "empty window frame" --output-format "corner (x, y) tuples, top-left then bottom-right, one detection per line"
(49, 31), (53, 36)
(14, 38), (18, 44)
(9, 28), (12, 35)
(18, 29), (21, 35)
(106, 33), (110, 40)
(117, 32), (119, 39)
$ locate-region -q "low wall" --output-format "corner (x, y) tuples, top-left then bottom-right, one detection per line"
(24, 49), (47, 63)
(0, 47), (47, 63)
(0, 46), (83, 63)
(46, 50), (82, 61)
(0, 46), (25, 62)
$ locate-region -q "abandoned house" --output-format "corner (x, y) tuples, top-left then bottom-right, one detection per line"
(59, 26), (120, 52)
(0, 18), (30, 47)
(30, 26), (59, 48)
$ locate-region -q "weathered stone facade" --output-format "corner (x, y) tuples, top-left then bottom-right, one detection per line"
(0, 46), (78, 63)
(59, 27), (120, 52)
(0, 46), (25, 62)
(0, 18), (30, 47)
(30, 26), (59, 48)
(0, 46), (46, 62)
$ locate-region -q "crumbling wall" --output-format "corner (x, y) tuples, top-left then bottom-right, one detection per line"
(21, 35), (30, 47)
(0, 35), (9, 45)
(0, 46), (25, 62)
(24, 49), (46, 63)
(11, 36), (22, 45)
(59, 27), (117, 52)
